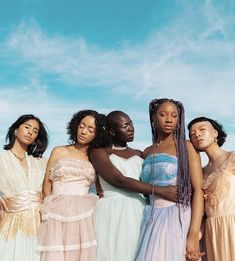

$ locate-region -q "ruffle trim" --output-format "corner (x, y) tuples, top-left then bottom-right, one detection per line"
(49, 159), (96, 183)
(42, 207), (94, 222)
(37, 240), (97, 251)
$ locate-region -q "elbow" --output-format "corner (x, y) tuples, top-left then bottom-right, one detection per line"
(112, 176), (127, 189)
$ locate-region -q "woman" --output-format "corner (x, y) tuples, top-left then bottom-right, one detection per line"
(37, 110), (108, 261)
(0, 114), (49, 261)
(188, 116), (235, 261)
(135, 98), (204, 261)
(90, 110), (178, 261)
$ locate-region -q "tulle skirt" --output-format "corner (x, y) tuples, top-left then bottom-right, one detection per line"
(135, 204), (191, 261)
(37, 193), (98, 261)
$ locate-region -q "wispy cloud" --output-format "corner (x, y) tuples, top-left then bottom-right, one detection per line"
(1, 0), (235, 153)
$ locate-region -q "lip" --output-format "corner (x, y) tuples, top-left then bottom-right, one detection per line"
(78, 135), (86, 141)
(164, 125), (173, 130)
(24, 136), (32, 141)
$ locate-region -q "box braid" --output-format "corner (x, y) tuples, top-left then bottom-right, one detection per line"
(149, 98), (191, 206)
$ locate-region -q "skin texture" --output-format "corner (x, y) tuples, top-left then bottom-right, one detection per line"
(42, 115), (96, 197)
(90, 111), (178, 204)
(145, 102), (204, 261)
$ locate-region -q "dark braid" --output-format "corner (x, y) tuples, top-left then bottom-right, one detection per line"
(149, 98), (191, 206)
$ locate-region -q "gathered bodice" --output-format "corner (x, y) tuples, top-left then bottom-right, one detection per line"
(202, 152), (235, 218)
(98, 154), (143, 198)
(141, 153), (178, 207)
(49, 158), (96, 196)
(141, 153), (178, 186)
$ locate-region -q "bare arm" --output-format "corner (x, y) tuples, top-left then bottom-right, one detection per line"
(186, 141), (204, 260)
(90, 148), (178, 201)
(42, 147), (61, 198)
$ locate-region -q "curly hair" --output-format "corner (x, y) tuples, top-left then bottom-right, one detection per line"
(4, 114), (49, 157)
(67, 110), (110, 158)
(149, 98), (191, 206)
(187, 116), (227, 147)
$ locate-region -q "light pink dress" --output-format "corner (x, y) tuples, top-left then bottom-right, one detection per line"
(37, 158), (98, 261)
(203, 152), (235, 261)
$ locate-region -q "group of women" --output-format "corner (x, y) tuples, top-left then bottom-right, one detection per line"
(0, 98), (234, 261)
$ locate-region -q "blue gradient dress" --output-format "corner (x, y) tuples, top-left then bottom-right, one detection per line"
(135, 153), (191, 261)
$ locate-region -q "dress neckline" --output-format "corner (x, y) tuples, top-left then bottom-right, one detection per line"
(109, 154), (141, 161)
(144, 152), (177, 161)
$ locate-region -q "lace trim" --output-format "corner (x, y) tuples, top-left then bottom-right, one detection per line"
(42, 207), (94, 222)
(37, 240), (97, 251)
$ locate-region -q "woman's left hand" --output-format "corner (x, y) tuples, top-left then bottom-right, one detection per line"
(186, 234), (205, 260)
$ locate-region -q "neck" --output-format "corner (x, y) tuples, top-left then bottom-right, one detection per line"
(207, 147), (227, 163)
(12, 142), (27, 155)
(74, 143), (88, 153)
(155, 134), (174, 144)
(111, 144), (128, 150)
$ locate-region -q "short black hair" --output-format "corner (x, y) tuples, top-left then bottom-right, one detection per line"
(4, 114), (49, 157)
(187, 116), (227, 147)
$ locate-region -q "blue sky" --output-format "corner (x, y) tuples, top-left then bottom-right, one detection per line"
(1, 0), (235, 161)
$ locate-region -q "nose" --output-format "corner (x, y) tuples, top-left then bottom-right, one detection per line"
(28, 128), (33, 135)
(128, 124), (134, 132)
(81, 128), (87, 135)
(165, 116), (172, 123)
(195, 130), (201, 138)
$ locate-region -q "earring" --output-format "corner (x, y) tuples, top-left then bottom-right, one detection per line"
(214, 138), (218, 142)
(14, 131), (17, 137)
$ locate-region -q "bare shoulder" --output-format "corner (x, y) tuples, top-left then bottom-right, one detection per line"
(49, 145), (70, 159)
(128, 147), (143, 157)
(90, 147), (108, 158)
(186, 140), (197, 152)
(142, 145), (154, 159)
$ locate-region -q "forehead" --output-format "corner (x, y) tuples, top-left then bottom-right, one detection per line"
(158, 101), (177, 111)
(190, 121), (213, 130)
(80, 115), (96, 126)
(115, 114), (130, 123)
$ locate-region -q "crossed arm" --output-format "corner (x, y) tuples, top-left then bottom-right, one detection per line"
(90, 148), (178, 201)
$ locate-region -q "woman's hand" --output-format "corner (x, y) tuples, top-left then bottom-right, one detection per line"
(186, 233), (205, 260)
(156, 185), (178, 202)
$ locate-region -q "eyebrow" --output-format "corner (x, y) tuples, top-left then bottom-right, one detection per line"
(24, 123), (39, 131)
(80, 121), (96, 129)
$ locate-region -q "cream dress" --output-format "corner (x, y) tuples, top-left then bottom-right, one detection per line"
(0, 150), (47, 261)
(203, 152), (235, 261)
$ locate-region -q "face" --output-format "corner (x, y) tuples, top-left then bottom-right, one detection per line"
(189, 121), (217, 150)
(112, 114), (134, 142)
(153, 102), (178, 135)
(15, 119), (39, 146)
(77, 115), (96, 145)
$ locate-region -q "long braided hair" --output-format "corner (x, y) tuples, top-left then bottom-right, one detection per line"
(149, 98), (191, 206)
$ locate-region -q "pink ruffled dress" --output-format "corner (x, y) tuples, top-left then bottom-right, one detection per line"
(37, 158), (98, 261)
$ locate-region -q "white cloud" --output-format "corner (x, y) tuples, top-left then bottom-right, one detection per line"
(1, 1), (235, 154)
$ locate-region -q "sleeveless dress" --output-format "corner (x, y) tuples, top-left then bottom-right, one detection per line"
(94, 154), (146, 261)
(202, 152), (235, 261)
(135, 153), (191, 261)
(0, 150), (47, 261)
(37, 158), (98, 261)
